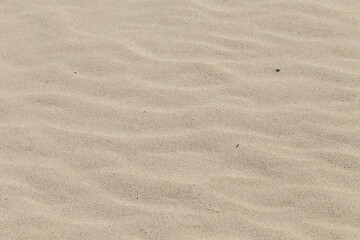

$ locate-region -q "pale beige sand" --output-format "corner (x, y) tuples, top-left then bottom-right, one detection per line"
(1, 0), (360, 239)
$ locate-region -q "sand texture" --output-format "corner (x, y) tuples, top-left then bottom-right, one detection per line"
(1, 0), (360, 239)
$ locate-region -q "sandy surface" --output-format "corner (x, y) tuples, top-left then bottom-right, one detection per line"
(1, 0), (360, 239)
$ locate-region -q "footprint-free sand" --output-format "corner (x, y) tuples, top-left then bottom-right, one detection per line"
(1, 0), (360, 239)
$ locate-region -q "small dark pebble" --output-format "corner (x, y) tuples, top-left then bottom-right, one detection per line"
(275, 69), (281, 72)
(236, 144), (239, 148)
(74, 72), (76, 74)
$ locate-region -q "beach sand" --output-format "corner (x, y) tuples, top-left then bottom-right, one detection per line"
(1, 0), (360, 239)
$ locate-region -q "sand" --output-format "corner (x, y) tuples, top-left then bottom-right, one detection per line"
(1, 0), (360, 239)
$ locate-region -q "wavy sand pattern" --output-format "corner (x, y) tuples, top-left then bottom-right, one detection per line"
(1, 0), (360, 239)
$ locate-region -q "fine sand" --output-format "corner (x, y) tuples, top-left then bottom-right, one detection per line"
(1, 1), (360, 239)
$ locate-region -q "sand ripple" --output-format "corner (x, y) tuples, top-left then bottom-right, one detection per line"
(1, 0), (360, 239)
